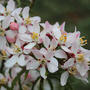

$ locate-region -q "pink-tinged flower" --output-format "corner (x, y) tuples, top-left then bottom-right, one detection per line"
(61, 58), (88, 86)
(5, 38), (26, 68)
(26, 49), (58, 79)
(10, 22), (19, 31)
(0, 0), (22, 21)
(0, 15), (14, 49)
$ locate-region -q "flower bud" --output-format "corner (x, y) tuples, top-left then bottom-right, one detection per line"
(10, 22), (19, 31)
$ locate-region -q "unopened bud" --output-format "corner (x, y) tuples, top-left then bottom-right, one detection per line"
(10, 22), (19, 31)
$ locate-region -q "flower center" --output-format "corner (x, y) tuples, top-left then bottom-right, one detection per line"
(59, 33), (67, 44)
(24, 17), (33, 25)
(0, 27), (5, 36)
(79, 36), (87, 46)
(76, 54), (84, 63)
(4, 9), (11, 16)
(31, 32), (39, 41)
(48, 46), (55, 51)
(38, 58), (47, 66)
(13, 44), (22, 54)
(68, 66), (77, 75)
(0, 50), (7, 60)
(0, 78), (6, 84)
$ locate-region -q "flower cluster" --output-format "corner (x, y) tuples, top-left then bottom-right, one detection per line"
(0, 0), (90, 89)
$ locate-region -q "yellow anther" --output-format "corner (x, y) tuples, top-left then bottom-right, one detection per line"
(0, 50), (7, 60)
(12, 44), (22, 54)
(4, 8), (11, 16)
(0, 78), (6, 84)
(59, 34), (67, 43)
(76, 54), (84, 63)
(0, 27), (5, 36)
(38, 58), (47, 66)
(25, 17), (33, 24)
(79, 36), (87, 46)
(68, 66), (77, 75)
(31, 32), (39, 41)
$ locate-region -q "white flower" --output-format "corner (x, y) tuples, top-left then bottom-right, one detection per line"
(0, 0), (22, 21)
(26, 48), (58, 79)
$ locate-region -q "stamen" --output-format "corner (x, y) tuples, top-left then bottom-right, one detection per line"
(59, 33), (67, 44)
(68, 66), (77, 75)
(31, 32), (39, 41)
(76, 54), (84, 63)
(38, 58), (47, 66)
(0, 27), (5, 36)
(4, 8), (11, 16)
(79, 36), (87, 46)
(0, 78), (6, 84)
(12, 44), (22, 54)
(25, 17), (33, 24)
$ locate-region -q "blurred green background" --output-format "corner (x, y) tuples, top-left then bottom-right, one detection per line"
(1, 0), (90, 89)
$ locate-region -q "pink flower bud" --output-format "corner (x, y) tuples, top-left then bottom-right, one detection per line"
(6, 36), (15, 43)
(10, 22), (19, 31)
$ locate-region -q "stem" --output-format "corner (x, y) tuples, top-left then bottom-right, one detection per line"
(11, 68), (26, 89)
(30, 0), (35, 10)
(31, 76), (40, 90)
(39, 77), (44, 90)
(0, 84), (11, 90)
(18, 78), (22, 90)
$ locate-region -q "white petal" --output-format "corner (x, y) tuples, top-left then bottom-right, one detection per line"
(19, 25), (27, 33)
(33, 21), (40, 34)
(5, 55), (18, 68)
(52, 27), (61, 40)
(14, 13), (22, 23)
(24, 42), (36, 49)
(18, 33), (32, 42)
(47, 57), (58, 73)
(71, 40), (78, 55)
(0, 73), (4, 79)
(0, 4), (5, 13)
(11, 7), (22, 16)
(61, 46), (72, 53)
(23, 49), (31, 54)
(22, 6), (29, 19)
(40, 66), (47, 79)
(28, 25), (33, 33)
(45, 52), (53, 60)
(17, 54), (26, 66)
(5, 46), (14, 54)
(5, 30), (18, 38)
(54, 50), (67, 59)
(61, 71), (69, 86)
(0, 36), (6, 49)
(50, 37), (57, 48)
(26, 60), (40, 70)
(64, 58), (74, 68)
(32, 49), (43, 59)
(2, 16), (11, 29)
(40, 48), (47, 55)
(0, 16), (5, 21)
(30, 16), (41, 24)
(6, 0), (15, 11)
(76, 64), (86, 76)
(43, 36), (50, 49)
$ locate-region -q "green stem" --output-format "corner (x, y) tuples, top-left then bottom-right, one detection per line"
(18, 78), (22, 90)
(30, 0), (35, 10)
(39, 77), (44, 90)
(11, 68), (26, 89)
(0, 84), (11, 90)
(47, 79), (53, 90)
(31, 76), (40, 90)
